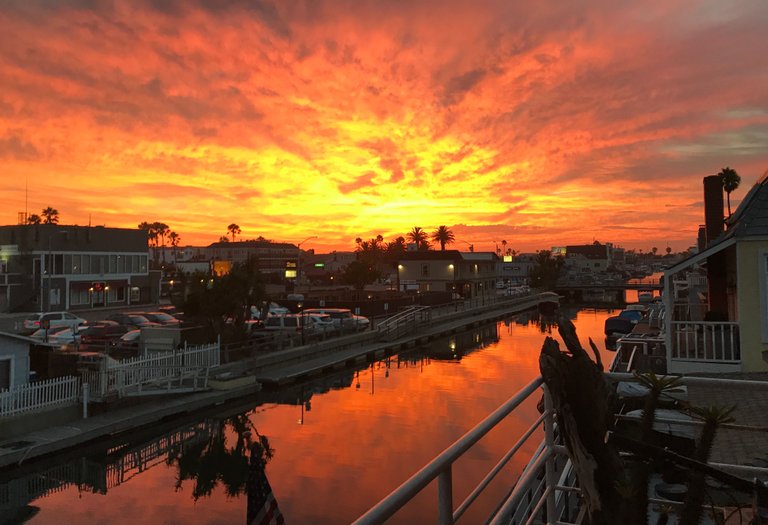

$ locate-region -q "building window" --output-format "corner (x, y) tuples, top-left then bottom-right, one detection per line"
(421, 264), (429, 277)
(109, 255), (117, 273)
(130, 286), (140, 303)
(140, 255), (148, 272)
(117, 255), (125, 273)
(71, 289), (89, 306)
(72, 255), (81, 274)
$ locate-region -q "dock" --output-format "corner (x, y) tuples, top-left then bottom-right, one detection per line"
(0, 292), (557, 470)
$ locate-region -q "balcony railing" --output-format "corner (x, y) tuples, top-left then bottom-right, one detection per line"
(670, 321), (740, 363)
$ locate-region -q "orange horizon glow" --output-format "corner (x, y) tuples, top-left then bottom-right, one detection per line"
(1, 1), (767, 254)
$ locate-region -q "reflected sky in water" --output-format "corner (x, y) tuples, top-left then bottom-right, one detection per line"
(7, 307), (618, 525)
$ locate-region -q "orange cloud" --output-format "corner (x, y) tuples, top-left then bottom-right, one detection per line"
(1, 1), (767, 252)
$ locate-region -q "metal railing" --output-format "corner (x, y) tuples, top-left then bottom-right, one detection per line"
(353, 377), (566, 525)
(671, 321), (740, 362)
(376, 306), (431, 341)
(83, 342), (220, 399)
(0, 375), (80, 418)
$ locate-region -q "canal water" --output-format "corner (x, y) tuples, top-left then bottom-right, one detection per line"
(3, 307), (618, 525)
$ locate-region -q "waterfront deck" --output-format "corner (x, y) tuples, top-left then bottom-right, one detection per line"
(687, 372), (768, 468)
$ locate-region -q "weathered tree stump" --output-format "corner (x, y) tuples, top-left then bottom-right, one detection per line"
(539, 317), (627, 525)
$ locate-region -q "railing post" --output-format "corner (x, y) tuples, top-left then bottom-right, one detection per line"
(82, 382), (89, 419)
(543, 384), (557, 524)
(438, 465), (454, 525)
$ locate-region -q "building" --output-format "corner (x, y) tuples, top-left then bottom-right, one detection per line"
(499, 253), (537, 285)
(0, 224), (158, 313)
(207, 240), (300, 275)
(562, 242), (612, 274)
(0, 332), (34, 390)
(397, 250), (499, 298)
(662, 172), (768, 373)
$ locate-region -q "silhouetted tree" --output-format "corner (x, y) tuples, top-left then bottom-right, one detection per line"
(169, 231), (181, 263)
(718, 166), (741, 218)
(665, 246), (672, 255)
(218, 236), (229, 243)
(228, 223), (241, 242)
(343, 260), (381, 290)
(153, 222), (169, 263)
(529, 250), (564, 289)
(41, 207), (59, 224)
(26, 214), (41, 225)
(408, 226), (430, 250)
(431, 225), (455, 251)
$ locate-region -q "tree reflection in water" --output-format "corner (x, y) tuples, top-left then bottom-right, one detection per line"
(167, 414), (274, 501)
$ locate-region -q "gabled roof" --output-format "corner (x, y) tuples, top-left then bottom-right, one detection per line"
(722, 170), (768, 240)
(398, 250), (498, 261)
(665, 172), (768, 275)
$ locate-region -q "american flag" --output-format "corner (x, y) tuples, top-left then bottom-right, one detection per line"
(247, 445), (285, 525)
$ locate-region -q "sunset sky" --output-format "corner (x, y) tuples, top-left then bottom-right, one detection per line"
(1, 1), (767, 253)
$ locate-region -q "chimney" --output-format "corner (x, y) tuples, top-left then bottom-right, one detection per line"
(703, 175), (723, 246)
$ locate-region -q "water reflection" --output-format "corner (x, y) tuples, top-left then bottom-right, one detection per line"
(2, 308), (617, 524)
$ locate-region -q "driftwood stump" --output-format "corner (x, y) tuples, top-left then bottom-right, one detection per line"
(539, 317), (626, 525)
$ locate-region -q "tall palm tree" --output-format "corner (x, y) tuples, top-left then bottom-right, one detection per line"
(41, 207), (59, 224)
(501, 239), (507, 255)
(228, 223), (241, 242)
(169, 231), (181, 264)
(152, 222), (169, 263)
(26, 214), (41, 225)
(408, 226), (430, 250)
(718, 166), (741, 218)
(431, 226), (455, 251)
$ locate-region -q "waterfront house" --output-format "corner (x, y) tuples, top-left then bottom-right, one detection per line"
(0, 332), (33, 390)
(396, 250), (499, 298)
(663, 172), (768, 373)
(0, 224), (159, 313)
(499, 252), (536, 285)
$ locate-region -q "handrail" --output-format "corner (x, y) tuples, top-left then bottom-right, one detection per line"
(353, 376), (546, 525)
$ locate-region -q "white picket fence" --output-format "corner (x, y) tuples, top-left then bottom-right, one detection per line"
(84, 342), (220, 399)
(0, 376), (80, 418)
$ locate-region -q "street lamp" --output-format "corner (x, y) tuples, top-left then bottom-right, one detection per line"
(296, 236), (317, 289)
(457, 239), (474, 252)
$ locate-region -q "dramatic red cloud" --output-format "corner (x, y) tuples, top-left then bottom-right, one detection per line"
(1, 0), (767, 252)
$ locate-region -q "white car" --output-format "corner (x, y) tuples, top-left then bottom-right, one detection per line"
(23, 311), (87, 333)
(353, 315), (370, 330)
(307, 314), (335, 333)
(30, 326), (82, 345)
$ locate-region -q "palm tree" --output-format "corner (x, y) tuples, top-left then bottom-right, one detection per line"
(431, 226), (455, 251)
(501, 239), (507, 255)
(408, 226), (429, 250)
(26, 214), (41, 225)
(228, 223), (241, 242)
(718, 166), (741, 218)
(169, 231), (181, 264)
(152, 222), (169, 263)
(41, 207), (59, 224)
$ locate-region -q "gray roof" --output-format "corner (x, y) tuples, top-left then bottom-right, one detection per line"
(721, 170), (768, 241)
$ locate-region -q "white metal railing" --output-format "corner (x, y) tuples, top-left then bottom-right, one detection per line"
(0, 376), (80, 418)
(376, 306), (431, 341)
(671, 321), (740, 362)
(353, 377), (566, 525)
(85, 342), (220, 398)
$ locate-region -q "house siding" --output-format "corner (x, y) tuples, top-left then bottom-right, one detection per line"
(737, 241), (768, 372)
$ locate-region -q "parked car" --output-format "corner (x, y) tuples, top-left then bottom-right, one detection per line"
(22, 311), (87, 333)
(301, 308), (357, 330)
(353, 314), (370, 330)
(111, 329), (142, 353)
(79, 321), (131, 346)
(106, 312), (160, 328)
(29, 326), (81, 345)
(263, 314), (314, 332)
(137, 311), (181, 326)
(251, 302), (291, 319)
(306, 314), (335, 333)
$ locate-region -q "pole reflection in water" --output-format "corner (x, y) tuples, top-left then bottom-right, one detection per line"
(247, 440), (284, 525)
